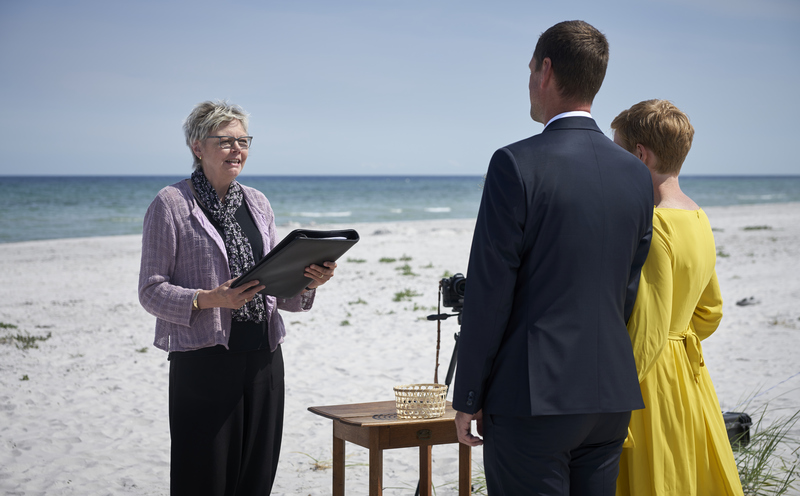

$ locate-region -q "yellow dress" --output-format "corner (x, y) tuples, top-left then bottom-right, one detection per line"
(616, 209), (744, 496)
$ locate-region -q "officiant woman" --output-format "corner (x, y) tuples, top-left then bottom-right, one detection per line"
(138, 100), (337, 495)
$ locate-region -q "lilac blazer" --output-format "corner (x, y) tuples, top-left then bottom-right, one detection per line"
(138, 179), (314, 352)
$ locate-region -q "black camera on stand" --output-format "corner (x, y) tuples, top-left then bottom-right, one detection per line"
(440, 273), (466, 314)
(430, 273), (466, 324)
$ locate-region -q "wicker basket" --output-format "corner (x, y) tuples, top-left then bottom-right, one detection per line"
(393, 383), (448, 419)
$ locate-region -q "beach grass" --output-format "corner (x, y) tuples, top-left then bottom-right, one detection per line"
(0, 325), (52, 350)
(735, 406), (799, 496)
(293, 451), (367, 471)
(394, 289), (422, 302)
(396, 263), (417, 276)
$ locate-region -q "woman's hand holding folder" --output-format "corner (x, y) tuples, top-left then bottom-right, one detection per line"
(303, 261), (338, 290)
(194, 278), (266, 310)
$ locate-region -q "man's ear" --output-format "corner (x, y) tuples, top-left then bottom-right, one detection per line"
(539, 57), (553, 89)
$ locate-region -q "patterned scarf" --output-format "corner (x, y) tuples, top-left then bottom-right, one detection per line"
(191, 170), (267, 323)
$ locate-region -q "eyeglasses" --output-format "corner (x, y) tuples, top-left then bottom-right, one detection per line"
(206, 135), (253, 150)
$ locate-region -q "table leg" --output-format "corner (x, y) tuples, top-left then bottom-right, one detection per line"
(333, 431), (345, 496)
(369, 434), (383, 496)
(419, 445), (433, 496)
(458, 443), (471, 496)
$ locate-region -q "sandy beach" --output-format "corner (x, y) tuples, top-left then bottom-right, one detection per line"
(1, 202), (799, 495)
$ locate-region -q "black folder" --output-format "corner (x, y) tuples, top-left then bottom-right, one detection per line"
(231, 229), (360, 299)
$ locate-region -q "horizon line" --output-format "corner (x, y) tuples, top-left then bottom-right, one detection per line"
(2, 173), (800, 179)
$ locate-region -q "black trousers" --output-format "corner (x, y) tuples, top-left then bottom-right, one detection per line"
(483, 411), (631, 496)
(169, 346), (285, 496)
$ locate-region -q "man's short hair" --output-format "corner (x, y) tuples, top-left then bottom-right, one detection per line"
(532, 20), (609, 104)
(611, 99), (695, 175)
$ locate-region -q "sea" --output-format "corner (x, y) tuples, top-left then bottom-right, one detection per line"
(1, 175), (799, 244)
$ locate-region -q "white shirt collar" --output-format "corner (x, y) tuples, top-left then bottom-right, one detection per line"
(544, 111), (593, 129)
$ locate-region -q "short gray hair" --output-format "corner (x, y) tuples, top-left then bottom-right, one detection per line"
(183, 100), (250, 170)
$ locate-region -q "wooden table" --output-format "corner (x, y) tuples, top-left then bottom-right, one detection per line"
(308, 400), (471, 496)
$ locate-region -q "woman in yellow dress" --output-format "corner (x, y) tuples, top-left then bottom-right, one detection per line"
(610, 100), (743, 496)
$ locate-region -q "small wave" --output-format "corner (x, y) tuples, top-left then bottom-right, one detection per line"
(737, 194), (785, 201)
(107, 217), (141, 223)
(390, 208), (403, 214)
(425, 207), (452, 213)
(296, 211), (352, 218)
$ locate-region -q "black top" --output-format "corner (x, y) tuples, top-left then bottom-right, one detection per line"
(171, 198), (271, 360)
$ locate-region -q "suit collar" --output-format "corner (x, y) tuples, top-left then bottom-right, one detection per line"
(545, 110), (592, 128)
(542, 116), (601, 134)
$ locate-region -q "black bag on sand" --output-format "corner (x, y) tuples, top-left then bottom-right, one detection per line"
(722, 411), (752, 448)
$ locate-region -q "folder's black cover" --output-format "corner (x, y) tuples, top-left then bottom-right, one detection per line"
(231, 229), (360, 299)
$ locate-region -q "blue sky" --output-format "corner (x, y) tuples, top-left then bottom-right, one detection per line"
(1, 0), (798, 176)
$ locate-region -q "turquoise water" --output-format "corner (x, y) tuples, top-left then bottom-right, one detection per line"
(1, 175), (799, 244)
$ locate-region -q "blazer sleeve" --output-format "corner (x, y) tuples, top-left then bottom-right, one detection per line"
(624, 206), (654, 324)
(138, 194), (196, 327)
(452, 148), (526, 413)
(626, 222), (671, 382)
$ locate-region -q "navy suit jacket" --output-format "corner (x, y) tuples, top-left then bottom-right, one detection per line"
(452, 117), (653, 417)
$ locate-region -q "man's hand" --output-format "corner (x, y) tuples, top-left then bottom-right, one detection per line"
(455, 410), (484, 446)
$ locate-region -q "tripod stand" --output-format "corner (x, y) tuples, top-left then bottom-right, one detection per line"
(429, 311), (461, 392)
(412, 309), (461, 496)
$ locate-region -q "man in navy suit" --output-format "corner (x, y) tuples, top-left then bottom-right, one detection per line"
(452, 20), (653, 495)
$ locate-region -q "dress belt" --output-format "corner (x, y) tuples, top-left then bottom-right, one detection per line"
(669, 329), (704, 382)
